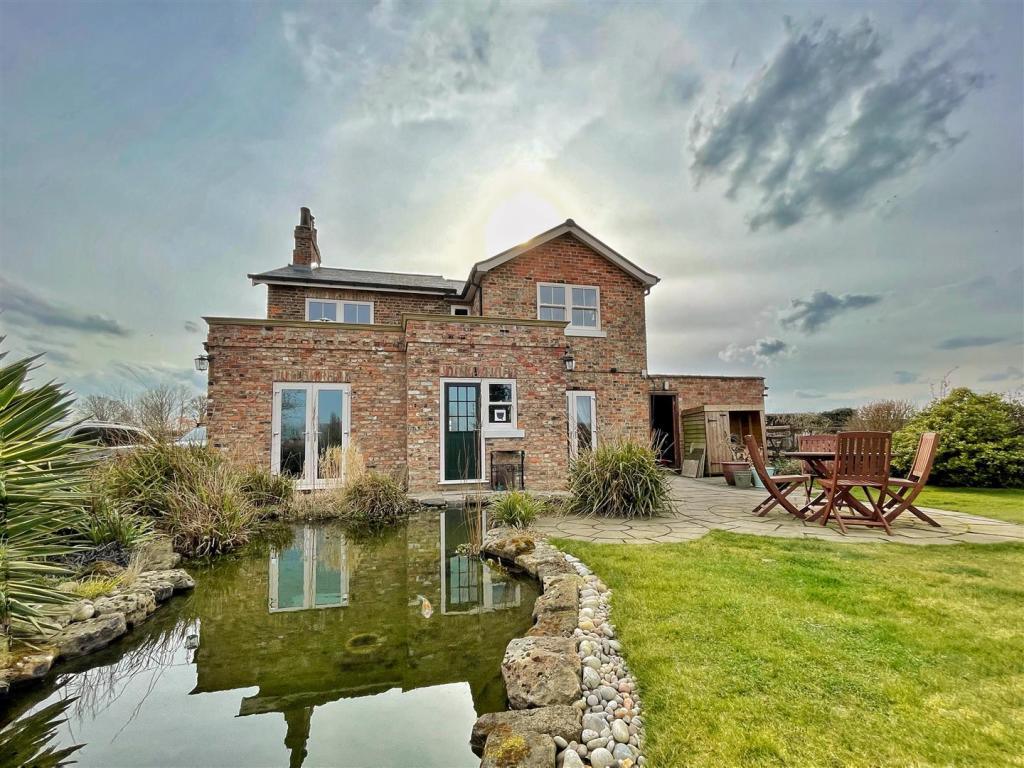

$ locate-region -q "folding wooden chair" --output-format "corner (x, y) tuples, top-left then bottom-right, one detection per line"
(799, 433), (836, 509)
(818, 432), (894, 535)
(883, 432), (941, 526)
(745, 434), (811, 518)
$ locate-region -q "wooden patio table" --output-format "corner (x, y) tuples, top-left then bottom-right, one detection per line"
(783, 450), (875, 520)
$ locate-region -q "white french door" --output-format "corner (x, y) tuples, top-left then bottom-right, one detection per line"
(272, 382), (351, 490)
(567, 390), (597, 459)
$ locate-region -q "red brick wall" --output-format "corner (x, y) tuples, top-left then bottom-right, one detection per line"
(266, 284), (452, 323)
(648, 374), (765, 411)
(479, 233), (649, 375)
(404, 318), (569, 492)
(205, 321), (407, 474)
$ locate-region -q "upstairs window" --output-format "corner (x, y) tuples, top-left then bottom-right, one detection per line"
(305, 299), (373, 324)
(537, 283), (602, 335)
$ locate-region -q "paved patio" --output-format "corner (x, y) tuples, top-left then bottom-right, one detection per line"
(533, 476), (1024, 546)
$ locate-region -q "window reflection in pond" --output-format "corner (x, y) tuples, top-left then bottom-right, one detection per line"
(269, 526), (348, 612)
(440, 508), (521, 615)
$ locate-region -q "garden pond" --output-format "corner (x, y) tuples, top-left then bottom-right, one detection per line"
(1, 508), (539, 767)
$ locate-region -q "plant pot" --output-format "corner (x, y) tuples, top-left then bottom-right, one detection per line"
(732, 468), (753, 488)
(721, 461), (748, 486)
(752, 466), (777, 489)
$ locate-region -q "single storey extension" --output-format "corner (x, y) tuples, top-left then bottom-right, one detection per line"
(203, 208), (765, 492)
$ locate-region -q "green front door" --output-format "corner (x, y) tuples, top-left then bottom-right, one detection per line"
(444, 383), (480, 481)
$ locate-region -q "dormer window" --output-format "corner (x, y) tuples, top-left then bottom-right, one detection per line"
(537, 282), (604, 336)
(305, 299), (373, 324)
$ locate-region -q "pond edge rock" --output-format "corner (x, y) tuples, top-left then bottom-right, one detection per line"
(0, 536), (193, 696)
(478, 526), (647, 768)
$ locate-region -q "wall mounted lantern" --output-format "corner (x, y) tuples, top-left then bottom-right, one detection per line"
(194, 355), (210, 372)
(561, 347), (576, 372)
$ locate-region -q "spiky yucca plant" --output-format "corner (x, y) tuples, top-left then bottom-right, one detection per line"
(0, 346), (91, 648)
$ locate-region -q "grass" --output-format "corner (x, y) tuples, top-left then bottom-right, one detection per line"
(556, 533), (1024, 768)
(848, 486), (1024, 525)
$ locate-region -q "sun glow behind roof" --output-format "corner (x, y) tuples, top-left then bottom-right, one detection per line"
(482, 173), (567, 256)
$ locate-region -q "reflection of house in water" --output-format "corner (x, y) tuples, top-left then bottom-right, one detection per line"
(190, 511), (538, 768)
(269, 527), (348, 612)
(440, 509), (521, 615)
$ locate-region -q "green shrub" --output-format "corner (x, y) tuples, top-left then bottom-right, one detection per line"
(340, 471), (410, 528)
(96, 443), (220, 517)
(892, 388), (1024, 488)
(490, 490), (545, 528)
(79, 493), (154, 550)
(566, 438), (674, 519)
(237, 465), (294, 507)
(163, 463), (262, 557)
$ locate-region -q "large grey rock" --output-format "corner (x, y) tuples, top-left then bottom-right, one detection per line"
(526, 609), (577, 638)
(481, 725), (555, 768)
(589, 747), (615, 768)
(483, 531), (537, 564)
(561, 748), (585, 768)
(136, 568), (195, 593)
(53, 613), (127, 659)
(0, 650), (55, 693)
(136, 535), (180, 571)
(471, 705), (580, 752)
(533, 576), (581, 618)
(502, 636), (581, 709)
(94, 588), (156, 627)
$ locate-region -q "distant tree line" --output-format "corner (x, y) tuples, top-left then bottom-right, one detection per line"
(77, 384), (206, 442)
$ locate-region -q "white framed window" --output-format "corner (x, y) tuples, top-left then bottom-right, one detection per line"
(484, 379), (520, 436)
(450, 306), (470, 316)
(567, 390), (597, 458)
(305, 299), (374, 324)
(537, 282), (605, 336)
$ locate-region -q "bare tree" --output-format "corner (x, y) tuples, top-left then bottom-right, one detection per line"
(186, 395), (209, 426)
(78, 392), (133, 423)
(847, 399), (918, 432)
(135, 384), (192, 441)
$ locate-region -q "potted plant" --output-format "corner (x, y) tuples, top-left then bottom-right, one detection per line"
(721, 436), (751, 486)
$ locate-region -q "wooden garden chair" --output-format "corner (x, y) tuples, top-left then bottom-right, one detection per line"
(745, 434), (812, 518)
(817, 432), (894, 535)
(798, 433), (836, 509)
(882, 432), (941, 526)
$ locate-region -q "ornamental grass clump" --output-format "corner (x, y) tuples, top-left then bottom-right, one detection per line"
(237, 464), (294, 508)
(164, 463), (262, 556)
(339, 471), (410, 529)
(566, 438), (674, 519)
(490, 490), (545, 528)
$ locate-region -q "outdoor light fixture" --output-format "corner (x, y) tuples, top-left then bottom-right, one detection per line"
(194, 355), (210, 372)
(561, 347), (576, 372)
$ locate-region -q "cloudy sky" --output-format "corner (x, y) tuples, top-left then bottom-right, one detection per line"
(1, 0), (1021, 411)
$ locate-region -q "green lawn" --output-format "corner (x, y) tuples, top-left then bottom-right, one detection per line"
(556, 534), (1024, 767)
(895, 487), (1024, 525)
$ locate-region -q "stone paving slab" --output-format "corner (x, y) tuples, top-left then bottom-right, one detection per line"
(535, 476), (1024, 546)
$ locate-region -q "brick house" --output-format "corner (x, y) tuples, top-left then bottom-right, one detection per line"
(203, 208), (765, 492)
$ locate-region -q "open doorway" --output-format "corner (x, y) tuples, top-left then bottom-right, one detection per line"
(649, 393), (680, 470)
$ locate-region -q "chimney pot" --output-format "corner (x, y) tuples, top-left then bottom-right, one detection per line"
(292, 206), (321, 269)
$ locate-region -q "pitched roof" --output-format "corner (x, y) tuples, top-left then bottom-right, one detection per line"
(249, 264), (464, 295)
(469, 219), (660, 288)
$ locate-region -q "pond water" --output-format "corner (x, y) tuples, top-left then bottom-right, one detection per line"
(0, 509), (539, 767)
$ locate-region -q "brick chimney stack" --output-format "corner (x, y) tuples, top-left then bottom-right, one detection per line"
(292, 207), (321, 269)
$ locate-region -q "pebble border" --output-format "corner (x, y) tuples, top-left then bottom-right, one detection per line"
(480, 528), (647, 768)
(563, 552), (647, 768)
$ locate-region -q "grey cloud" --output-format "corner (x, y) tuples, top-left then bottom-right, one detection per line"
(980, 366), (1024, 383)
(894, 370), (919, 384)
(0, 277), (130, 337)
(719, 336), (790, 366)
(794, 389), (826, 399)
(29, 347), (76, 367)
(111, 361), (203, 391)
(779, 290), (881, 333)
(690, 18), (983, 229)
(936, 335), (1005, 350)
(184, 320), (200, 333)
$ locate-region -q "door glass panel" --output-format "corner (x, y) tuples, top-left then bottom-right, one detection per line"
(445, 384), (480, 480)
(316, 388), (345, 481)
(279, 388), (307, 479)
(275, 545), (305, 610)
(313, 528), (346, 607)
